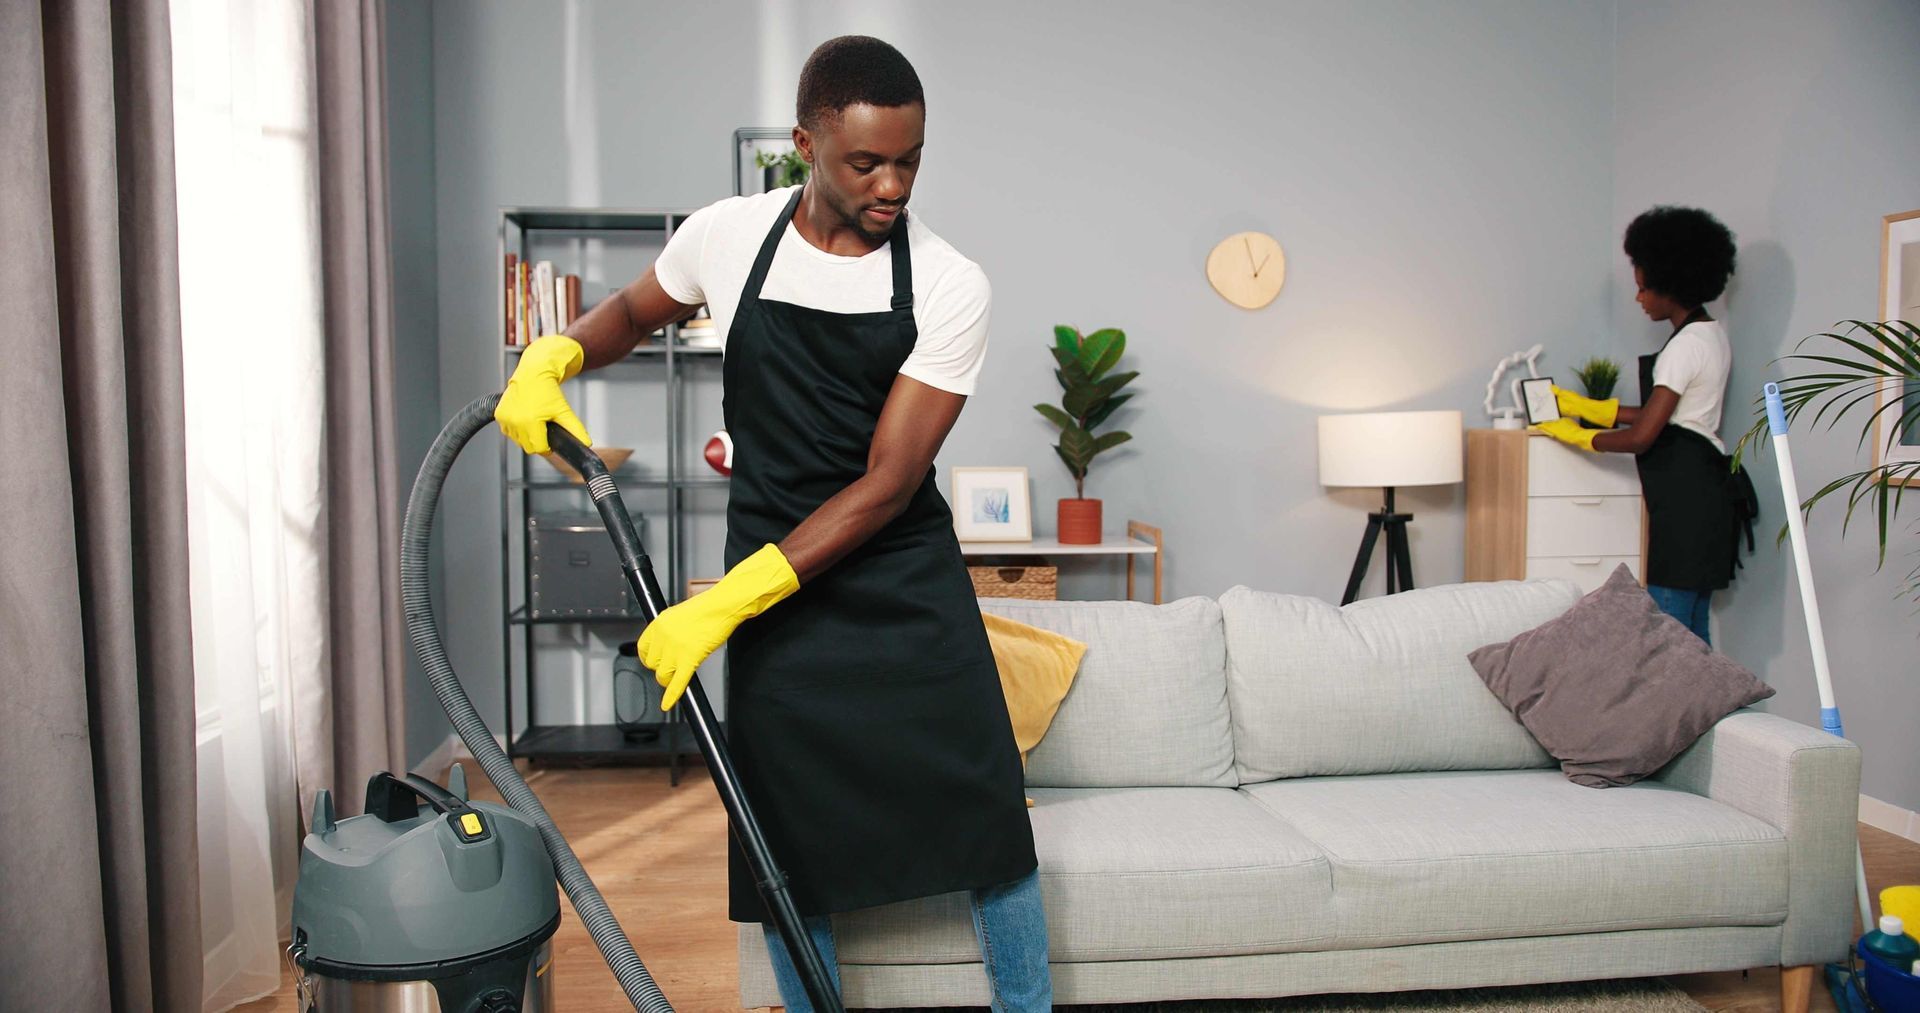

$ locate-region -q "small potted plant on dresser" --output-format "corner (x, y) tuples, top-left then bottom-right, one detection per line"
(1035, 325), (1139, 544)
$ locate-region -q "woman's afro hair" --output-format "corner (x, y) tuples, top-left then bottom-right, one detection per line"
(1623, 206), (1737, 307)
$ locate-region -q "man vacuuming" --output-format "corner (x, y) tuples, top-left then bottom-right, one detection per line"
(494, 35), (1051, 1012)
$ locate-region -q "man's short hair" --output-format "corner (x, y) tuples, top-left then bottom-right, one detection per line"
(1624, 206), (1737, 307)
(796, 36), (923, 131)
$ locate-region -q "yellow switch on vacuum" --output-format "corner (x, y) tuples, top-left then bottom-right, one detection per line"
(459, 813), (483, 836)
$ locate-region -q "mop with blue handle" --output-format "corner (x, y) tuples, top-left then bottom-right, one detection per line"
(1764, 381), (1875, 936)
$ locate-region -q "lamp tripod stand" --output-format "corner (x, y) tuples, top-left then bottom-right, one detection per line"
(1340, 486), (1414, 606)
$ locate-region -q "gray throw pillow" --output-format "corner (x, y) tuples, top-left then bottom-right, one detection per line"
(1468, 565), (1775, 787)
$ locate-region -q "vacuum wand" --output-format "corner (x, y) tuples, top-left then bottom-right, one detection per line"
(1764, 382), (1873, 933)
(544, 424), (846, 1013)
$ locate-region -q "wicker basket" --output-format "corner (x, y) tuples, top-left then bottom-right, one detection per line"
(968, 564), (1057, 600)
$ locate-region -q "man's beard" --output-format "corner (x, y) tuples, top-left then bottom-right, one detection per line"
(827, 189), (898, 243)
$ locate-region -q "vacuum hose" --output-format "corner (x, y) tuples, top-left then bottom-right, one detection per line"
(403, 393), (844, 1012)
(402, 394), (672, 1012)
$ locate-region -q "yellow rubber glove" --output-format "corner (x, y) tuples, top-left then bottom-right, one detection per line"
(495, 334), (590, 454)
(1551, 384), (1619, 428)
(638, 543), (800, 711)
(1534, 417), (1600, 451)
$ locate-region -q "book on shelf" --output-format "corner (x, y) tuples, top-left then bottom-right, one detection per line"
(504, 256), (584, 346)
(504, 253), (517, 345)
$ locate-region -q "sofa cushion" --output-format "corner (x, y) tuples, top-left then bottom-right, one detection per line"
(1469, 564), (1777, 787)
(1241, 769), (1788, 949)
(980, 597), (1236, 788)
(831, 787), (1335, 964)
(1221, 581), (1576, 781)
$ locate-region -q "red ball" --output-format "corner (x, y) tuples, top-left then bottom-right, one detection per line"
(703, 429), (733, 476)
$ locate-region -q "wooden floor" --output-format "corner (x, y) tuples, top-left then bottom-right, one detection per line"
(241, 764), (1920, 1012)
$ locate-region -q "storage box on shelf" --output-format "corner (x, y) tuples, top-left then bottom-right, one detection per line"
(961, 520), (1164, 603)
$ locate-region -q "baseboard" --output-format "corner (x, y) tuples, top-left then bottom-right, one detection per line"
(1860, 794), (1920, 844)
(409, 732), (505, 779)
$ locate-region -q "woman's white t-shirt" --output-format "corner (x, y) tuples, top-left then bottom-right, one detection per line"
(651, 185), (991, 396)
(1651, 318), (1732, 452)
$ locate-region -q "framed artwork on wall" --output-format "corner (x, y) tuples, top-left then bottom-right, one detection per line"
(1880, 209), (1920, 485)
(951, 467), (1032, 543)
(734, 127), (809, 197)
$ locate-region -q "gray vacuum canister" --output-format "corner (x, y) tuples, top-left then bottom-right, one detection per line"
(290, 767), (560, 1012)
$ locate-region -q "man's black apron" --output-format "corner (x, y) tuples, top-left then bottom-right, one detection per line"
(718, 188), (1036, 923)
(1635, 320), (1740, 591)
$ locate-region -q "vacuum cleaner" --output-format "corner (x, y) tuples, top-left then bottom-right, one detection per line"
(288, 394), (844, 1012)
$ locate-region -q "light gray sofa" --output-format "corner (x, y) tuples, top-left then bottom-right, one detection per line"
(738, 579), (1860, 1009)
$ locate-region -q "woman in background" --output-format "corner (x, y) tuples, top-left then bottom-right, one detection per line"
(1537, 206), (1742, 643)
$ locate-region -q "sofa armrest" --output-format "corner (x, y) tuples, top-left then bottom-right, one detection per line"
(1652, 708), (1861, 967)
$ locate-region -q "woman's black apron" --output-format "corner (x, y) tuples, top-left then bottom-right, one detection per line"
(718, 188), (1036, 923)
(1635, 324), (1740, 591)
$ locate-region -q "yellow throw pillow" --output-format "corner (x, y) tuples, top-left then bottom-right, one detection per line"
(982, 612), (1087, 807)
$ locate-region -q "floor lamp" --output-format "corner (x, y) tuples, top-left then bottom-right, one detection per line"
(1317, 411), (1464, 606)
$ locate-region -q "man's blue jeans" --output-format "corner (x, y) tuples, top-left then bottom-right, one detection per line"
(1648, 584), (1712, 645)
(761, 869), (1051, 1012)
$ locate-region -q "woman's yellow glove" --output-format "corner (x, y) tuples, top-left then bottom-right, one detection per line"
(638, 544), (800, 711)
(1551, 384), (1619, 428)
(495, 334), (590, 454)
(1533, 417), (1599, 451)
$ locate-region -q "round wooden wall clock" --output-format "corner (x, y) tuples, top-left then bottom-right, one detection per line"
(1206, 231), (1285, 309)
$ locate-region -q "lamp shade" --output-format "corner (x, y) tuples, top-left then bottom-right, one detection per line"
(1317, 410), (1463, 488)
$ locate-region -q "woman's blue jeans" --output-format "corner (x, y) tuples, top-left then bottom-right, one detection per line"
(761, 869), (1051, 1012)
(1648, 584), (1712, 645)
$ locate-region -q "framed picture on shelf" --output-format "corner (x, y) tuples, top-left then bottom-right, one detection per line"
(734, 127), (810, 197)
(951, 467), (1032, 543)
(1880, 209), (1920, 485)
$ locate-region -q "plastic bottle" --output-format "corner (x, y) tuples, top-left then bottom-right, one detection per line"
(1864, 914), (1920, 974)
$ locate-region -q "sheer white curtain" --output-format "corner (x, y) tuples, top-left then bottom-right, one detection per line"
(171, 0), (329, 1008)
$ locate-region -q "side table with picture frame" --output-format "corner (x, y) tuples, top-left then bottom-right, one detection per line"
(951, 466), (1164, 603)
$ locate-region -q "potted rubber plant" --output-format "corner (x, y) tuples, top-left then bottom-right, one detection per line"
(1035, 326), (1138, 544)
(1733, 319), (1920, 607)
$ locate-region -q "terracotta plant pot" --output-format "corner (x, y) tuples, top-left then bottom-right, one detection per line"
(1058, 497), (1103, 545)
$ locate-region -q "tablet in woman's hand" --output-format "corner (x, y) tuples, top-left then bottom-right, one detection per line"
(1522, 376), (1561, 425)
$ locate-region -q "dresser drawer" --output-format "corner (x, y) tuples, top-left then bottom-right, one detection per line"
(1526, 554), (1640, 594)
(1528, 435), (1640, 497)
(1525, 495), (1642, 557)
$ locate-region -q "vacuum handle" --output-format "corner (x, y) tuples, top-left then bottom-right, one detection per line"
(543, 420), (669, 623)
(364, 771), (472, 823)
(544, 422), (609, 482)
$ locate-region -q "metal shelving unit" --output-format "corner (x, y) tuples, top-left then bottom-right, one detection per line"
(497, 206), (727, 774)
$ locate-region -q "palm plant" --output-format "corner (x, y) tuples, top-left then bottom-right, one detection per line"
(1034, 326), (1137, 499)
(1732, 319), (1920, 604)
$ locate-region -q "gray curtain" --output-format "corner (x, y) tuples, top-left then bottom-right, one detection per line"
(0, 1), (203, 1010)
(316, 0), (408, 808)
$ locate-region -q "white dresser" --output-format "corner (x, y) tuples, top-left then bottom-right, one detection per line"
(1465, 429), (1645, 593)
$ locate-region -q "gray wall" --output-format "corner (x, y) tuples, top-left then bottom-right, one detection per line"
(402, 0), (1615, 758)
(387, 0), (1920, 810)
(1611, 0), (1920, 810)
(385, 0), (449, 766)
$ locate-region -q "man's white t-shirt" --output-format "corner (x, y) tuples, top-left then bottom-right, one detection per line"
(652, 185), (991, 396)
(1650, 318), (1732, 452)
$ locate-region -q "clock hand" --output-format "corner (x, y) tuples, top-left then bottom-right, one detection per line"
(1254, 250), (1273, 277)
(1244, 237), (1255, 273)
